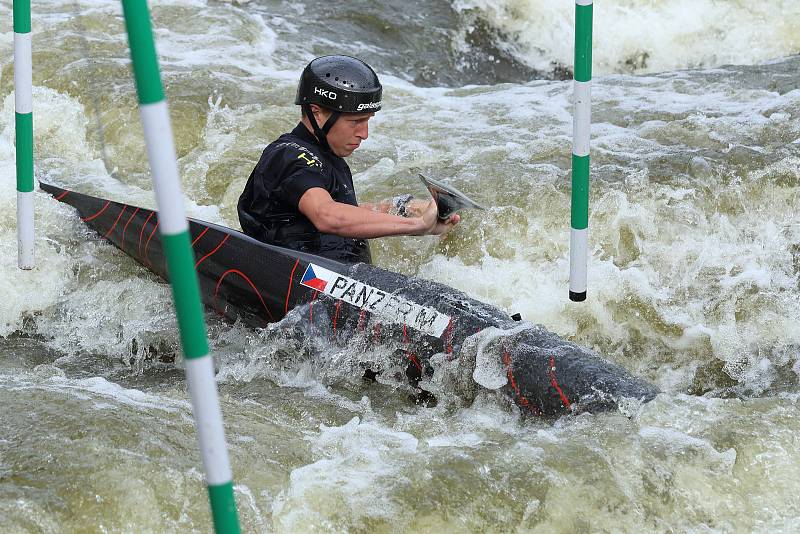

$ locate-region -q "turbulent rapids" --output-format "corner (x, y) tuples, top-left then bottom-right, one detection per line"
(41, 182), (658, 416)
(4, 0), (800, 530)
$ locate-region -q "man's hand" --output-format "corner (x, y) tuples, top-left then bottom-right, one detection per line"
(414, 199), (460, 236)
(403, 199), (432, 218)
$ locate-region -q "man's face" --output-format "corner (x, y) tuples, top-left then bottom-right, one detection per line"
(313, 107), (375, 158)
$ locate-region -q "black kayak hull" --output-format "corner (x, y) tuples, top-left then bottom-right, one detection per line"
(41, 182), (659, 415)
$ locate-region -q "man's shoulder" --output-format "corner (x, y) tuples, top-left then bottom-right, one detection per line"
(263, 131), (325, 172)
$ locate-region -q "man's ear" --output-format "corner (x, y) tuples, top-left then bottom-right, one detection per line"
(310, 104), (331, 124)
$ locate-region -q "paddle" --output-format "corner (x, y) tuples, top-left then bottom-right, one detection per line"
(418, 173), (486, 220)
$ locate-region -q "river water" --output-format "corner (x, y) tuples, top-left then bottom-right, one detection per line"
(1, 0), (799, 532)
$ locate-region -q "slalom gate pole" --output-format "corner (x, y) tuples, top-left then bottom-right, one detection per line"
(119, 2), (241, 532)
(569, 0), (592, 302)
(14, 0), (34, 270)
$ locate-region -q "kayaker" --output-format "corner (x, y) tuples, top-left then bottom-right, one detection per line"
(238, 55), (459, 264)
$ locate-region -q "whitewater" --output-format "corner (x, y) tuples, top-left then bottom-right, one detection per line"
(1, 0), (799, 531)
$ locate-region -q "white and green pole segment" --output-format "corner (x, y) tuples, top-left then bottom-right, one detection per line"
(120, 2), (241, 532)
(14, 0), (34, 270)
(569, 0), (593, 302)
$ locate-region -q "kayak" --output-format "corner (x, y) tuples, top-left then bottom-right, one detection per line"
(40, 182), (659, 415)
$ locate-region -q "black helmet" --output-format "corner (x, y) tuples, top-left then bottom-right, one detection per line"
(295, 55), (382, 113)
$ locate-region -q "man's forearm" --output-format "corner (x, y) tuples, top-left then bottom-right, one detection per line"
(298, 188), (446, 238)
(359, 200), (391, 213)
(314, 201), (426, 238)
(360, 194), (415, 217)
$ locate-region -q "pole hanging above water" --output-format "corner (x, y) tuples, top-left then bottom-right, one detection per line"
(14, 0), (34, 270)
(569, 0), (593, 302)
(119, 1), (241, 532)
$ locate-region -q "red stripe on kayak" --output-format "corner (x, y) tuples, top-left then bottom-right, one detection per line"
(103, 206), (127, 238)
(144, 221), (160, 266)
(139, 211), (155, 257)
(309, 290), (319, 323)
(403, 324), (422, 371)
(285, 259), (300, 315)
(444, 318), (454, 358)
(194, 234), (229, 269)
(81, 200), (110, 222)
(214, 268), (275, 322)
(503, 347), (541, 416)
(121, 207), (140, 251)
(191, 227), (210, 247)
(547, 356), (572, 410)
(333, 300), (342, 332)
(55, 190), (70, 201)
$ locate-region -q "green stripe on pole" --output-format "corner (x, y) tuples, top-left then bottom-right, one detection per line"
(121, 3), (241, 532)
(15, 113), (34, 192)
(574, 4), (593, 82)
(571, 154), (589, 229)
(161, 231), (210, 359)
(121, 0), (165, 105)
(13, 0), (31, 33)
(208, 482), (241, 534)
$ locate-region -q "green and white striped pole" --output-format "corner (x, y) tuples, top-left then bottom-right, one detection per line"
(120, 2), (240, 532)
(14, 0), (34, 270)
(569, 0), (593, 302)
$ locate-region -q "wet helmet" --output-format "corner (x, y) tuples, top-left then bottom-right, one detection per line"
(295, 55), (382, 151)
(295, 55), (382, 113)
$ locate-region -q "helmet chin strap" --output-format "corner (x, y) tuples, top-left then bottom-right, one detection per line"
(303, 105), (341, 153)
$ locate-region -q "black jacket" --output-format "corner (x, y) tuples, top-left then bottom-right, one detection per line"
(238, 123), (371, 264)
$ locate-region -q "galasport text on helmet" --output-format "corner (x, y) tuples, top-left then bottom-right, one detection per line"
(295, 55), (382, 114)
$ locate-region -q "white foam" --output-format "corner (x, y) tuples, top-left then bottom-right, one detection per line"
(1, 370), (189, 413)
(471, 323), (536, 390)
(273, 417), (419, 529)
(426, 432), (484, 448)
(392, 72), (800, 394)
(454, 0), (800, 74)
(152, 6), (279, 76)
(639, 425), (736, 467)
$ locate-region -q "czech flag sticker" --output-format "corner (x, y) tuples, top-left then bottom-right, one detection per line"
(300, 264), (330, 292)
